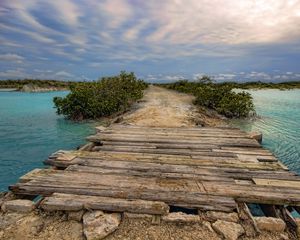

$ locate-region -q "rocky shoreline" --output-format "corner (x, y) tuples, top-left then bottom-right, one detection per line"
(0, 195), (298, 240)
(19, 84), (67, 92)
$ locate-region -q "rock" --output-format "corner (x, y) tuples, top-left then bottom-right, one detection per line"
(212, 220), (245, 240)
(255, 217), (286, 232)
(83, 211), (121, 240)
(27, 216), (44, 234)
(123, 212), (152, 220)
(249, 131), (262, 143)
(68, 210), (85, 222)
(202, 220), (214, 232)
(162, 212), (200, 223)
(206, 211), (239, 223)
(1, 199), (35, 213)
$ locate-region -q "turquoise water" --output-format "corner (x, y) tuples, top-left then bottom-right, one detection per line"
(230, 89), (300, 174)
(0, 89), (299, 192)
(0, 91), (96, 191)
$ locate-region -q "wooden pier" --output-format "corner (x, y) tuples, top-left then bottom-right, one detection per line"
(9, 125), (300, 218)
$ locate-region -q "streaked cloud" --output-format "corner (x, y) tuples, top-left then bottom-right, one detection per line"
(0, 0), (300, 80)
(0, 53), (24, 63)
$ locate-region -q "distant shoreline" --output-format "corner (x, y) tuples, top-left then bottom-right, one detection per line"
(0, 88), (18, 92)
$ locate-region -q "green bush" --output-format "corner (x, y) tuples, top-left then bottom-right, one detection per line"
(216, 91), (254, 118)
(162, 76), (255, 118)
(53, 71), (147, 120)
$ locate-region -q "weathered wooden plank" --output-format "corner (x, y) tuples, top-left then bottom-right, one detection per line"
(108, 125), (242, 132)
(100, 140), (220, 150)
(70, 158), (298, 181)
(79, 155), (284, 171)
(202, 181), (300, 206)
(45, 150), (286, 171)
(87, 134), (260, 147)
(12, 167), (300, 207)
(65, 165), (235, 182)
(41, 193), (170, 215)
(11, 182), (237, 212)
(99, 129), (249, 138)
(253, 178), (300, 189)
(19, 168), (53, 183)
(216, 147), (273, 156)
(93, 146), (238, 158)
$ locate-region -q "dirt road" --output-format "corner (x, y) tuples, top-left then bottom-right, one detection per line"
(122, 85), (224, 127)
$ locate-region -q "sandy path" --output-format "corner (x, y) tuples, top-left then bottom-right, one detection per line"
(123, 85), (199, 127)
(122, 85), (224, 127)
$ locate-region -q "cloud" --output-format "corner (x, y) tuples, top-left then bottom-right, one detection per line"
(0, 0), (300, 80)
(55, 71), (74, 78)
(0, 23), (56, 44)
(145, 0), (300, 45)
(98, 0), (133, 29)
(0, 53), (24, 63)
(123, 20), (149, 41)
(0, 68), (25, 78)
(48, 0), (81, 27)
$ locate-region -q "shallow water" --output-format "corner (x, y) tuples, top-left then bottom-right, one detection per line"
(0, 89), (299, 193)
(0, 91), (96, 191)
(230, 89), (300, 174)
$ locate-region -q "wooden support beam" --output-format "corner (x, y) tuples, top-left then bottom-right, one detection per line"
(278, 206), (299, 239)
(237, 202), (260, 235)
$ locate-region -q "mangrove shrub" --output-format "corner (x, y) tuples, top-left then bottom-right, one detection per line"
(53, 71), (147, 120)
(164, 76), (255, 118)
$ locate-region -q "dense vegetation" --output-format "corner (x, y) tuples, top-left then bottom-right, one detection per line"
(162, 77), (255, 118)
(0, 79), (74, 89)
(225, 81), (300, 90)
(53, 72), (147, 120)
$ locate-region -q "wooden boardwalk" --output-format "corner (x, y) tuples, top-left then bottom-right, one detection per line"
(10, 125), (300, 216)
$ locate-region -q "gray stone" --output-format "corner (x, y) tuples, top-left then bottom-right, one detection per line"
(68, 210), (85, 222)
(212, 220), (245, 240)
(162, 212), (200, 223)
(1, 199), (35, 213)
(206, 211), (239, 223)
(83, 211), (121, 240)
(255, 217), (286, 232)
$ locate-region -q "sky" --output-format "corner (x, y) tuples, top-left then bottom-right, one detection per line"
(0, 0), (300, 82)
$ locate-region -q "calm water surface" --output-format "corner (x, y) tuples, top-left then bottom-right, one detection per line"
(230, 89), (300, 174)
(0, 89), (299, 192)
(0, 91), (96, 191)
